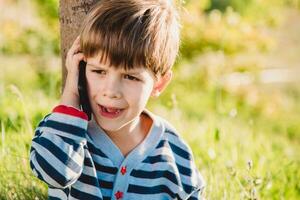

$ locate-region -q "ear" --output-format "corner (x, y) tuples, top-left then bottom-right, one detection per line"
(83, 55), (87, 62)
(151, 70), (173, 97)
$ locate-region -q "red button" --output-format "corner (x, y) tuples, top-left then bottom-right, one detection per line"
(120, 166), (127, 175)
(115, 191), (123, 199)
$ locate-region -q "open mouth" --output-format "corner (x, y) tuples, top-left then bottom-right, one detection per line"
(99, 105), (124, 118)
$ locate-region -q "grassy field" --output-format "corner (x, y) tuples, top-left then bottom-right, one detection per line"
(0, 0), (300, 199)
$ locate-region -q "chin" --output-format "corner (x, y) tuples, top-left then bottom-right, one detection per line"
(93, 116), (122, 133)
(101, 124), (121, 133)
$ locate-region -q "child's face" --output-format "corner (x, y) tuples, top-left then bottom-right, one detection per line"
(85, 54), (169, 134)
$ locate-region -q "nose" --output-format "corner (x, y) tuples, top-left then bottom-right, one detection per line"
(102, 76), (122, 99)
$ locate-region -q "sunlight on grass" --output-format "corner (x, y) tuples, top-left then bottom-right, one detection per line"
(1, 0), (300, 199)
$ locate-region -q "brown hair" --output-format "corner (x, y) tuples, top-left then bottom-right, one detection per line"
(80, 0), (180, 76)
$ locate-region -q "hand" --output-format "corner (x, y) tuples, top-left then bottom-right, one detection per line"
(66, 36), (85, 78)
(60, 36), (85, 109)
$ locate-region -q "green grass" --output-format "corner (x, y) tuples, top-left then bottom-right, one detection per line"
(0, 53), (299, 199)
(149, 56), (300, 199)
(1, 0), (300, 199)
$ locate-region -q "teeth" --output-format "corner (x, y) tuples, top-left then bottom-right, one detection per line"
(108, 109), (120, 113)
(103, 106), (120, 113)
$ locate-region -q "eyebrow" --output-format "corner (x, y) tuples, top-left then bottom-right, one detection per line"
(87, 63), (104, 68)
(87, 63), (144, 75)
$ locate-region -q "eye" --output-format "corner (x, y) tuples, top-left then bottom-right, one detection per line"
(124, 74), (140, 81)
(91, 70), (106, 75)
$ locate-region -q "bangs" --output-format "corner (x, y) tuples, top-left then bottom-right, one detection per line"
(81, 26), (147, 71)
(80, 4), (150, 71)
(79, 0), (180, 76)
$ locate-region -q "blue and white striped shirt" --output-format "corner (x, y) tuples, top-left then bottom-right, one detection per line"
(30, 105), (205, 200)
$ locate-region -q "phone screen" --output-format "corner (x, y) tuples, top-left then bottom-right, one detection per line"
(78, 60), (92, 120)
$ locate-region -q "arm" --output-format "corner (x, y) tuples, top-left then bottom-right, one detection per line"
(163, 127), (205, 200)
(187, 186), (205, 200)
(30, 105), (88, 188)
(29, 36), (87, 188)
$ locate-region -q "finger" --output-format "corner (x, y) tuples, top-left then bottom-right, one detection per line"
(68, 36), (81, 54)
(68, 43), (81, 57)
(66, 53), (84, 72)
(73, 54), (85, 72)
(70, 39), (81, 50)
(74, 36), (81, 45)
(73, 53), (85, 63)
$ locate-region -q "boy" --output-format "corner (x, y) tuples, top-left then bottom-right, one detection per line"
(30, 0), (205, 199)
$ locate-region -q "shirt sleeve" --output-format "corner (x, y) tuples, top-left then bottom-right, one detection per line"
(29, 105), (88, 188)
(180, 163), (205, 200)
(163, 126), (205, 200)
(187, 185), (205, 200)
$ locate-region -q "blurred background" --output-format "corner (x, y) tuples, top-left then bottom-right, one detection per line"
(0, 0), (299, 199)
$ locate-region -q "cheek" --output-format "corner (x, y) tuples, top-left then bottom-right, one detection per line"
(86, 74), (100, 97)
(125, 83), (153, 106)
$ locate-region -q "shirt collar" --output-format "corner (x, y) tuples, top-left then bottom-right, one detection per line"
(87, 110), (164, 168)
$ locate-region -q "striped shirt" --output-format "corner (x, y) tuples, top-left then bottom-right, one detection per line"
(30, 105), (205, 200)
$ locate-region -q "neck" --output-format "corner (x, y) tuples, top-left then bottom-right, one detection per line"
(106, 115), (140, 138)
(104, 113), (152, 157)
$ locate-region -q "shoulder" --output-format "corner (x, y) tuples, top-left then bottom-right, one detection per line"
(155, 114), (192, 158)
(151, 113), (206, 198)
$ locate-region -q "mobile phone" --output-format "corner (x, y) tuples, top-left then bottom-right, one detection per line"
(78, 60), (92, 120)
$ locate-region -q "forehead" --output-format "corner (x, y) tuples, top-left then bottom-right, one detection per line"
(86, 53), (148, 73)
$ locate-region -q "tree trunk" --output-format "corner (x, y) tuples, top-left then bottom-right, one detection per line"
(59, 0), (99, 90)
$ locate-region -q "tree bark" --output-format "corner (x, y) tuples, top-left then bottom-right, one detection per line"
(59, 0), (99, 90)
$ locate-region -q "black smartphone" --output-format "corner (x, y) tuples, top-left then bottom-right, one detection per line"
(78, 60), (92, 120)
